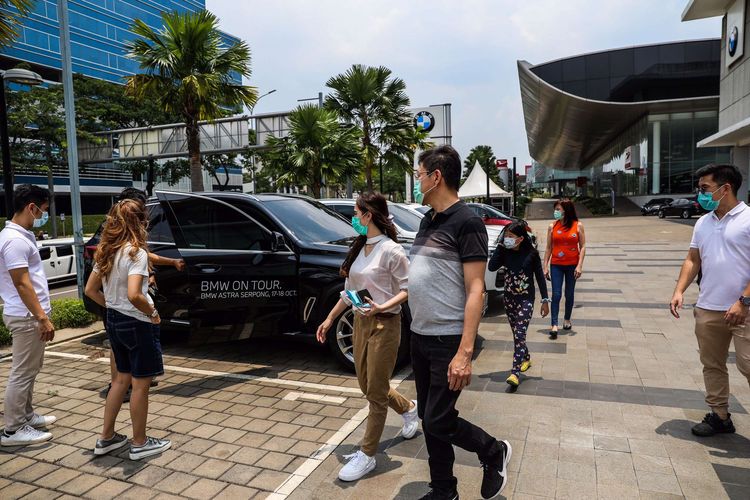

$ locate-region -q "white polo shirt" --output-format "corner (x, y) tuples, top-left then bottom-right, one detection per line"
(690, 202), (750, 311)
(0, 221), (51, 317)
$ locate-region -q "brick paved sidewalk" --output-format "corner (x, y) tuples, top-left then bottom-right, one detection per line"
(1, 216), (749, 499)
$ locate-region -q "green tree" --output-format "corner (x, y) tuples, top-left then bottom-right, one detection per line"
(462, 145), (505, 189)
(259, 105), (361, 199)
(125, 9), (257, 192)
(0, 0), (32, 48)
(325, 65), (425, 191)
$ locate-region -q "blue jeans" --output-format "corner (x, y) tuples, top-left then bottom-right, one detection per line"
(551, 264), (577, 327)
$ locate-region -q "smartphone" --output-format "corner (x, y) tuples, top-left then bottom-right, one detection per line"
(357, 289), (373, 305)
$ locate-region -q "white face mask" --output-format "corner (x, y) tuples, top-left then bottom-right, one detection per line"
(503, 237), (518, 249)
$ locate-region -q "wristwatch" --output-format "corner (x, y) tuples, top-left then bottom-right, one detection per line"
(150, 308), (159, 318)
(541, 298), (551, 303)
(740, 296), (750, 307)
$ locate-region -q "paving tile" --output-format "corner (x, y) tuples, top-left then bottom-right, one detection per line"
(191, 457), (234, 479)
(128, 465), (172, 488)
(84, 479), (132, 499)
(219, 463), (262, 485)
(220, 484), (262, 499)
(57, 473), (106, 496)
(230, 447), (268, 466)
(594, 436), (630, 452)
(636, 470), (683, 496)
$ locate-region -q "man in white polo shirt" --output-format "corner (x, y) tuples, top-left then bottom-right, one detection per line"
(0, 185), (56, 446)
(670, 164), (750, 437)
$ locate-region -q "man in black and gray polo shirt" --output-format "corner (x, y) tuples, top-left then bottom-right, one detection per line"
(409, 145), (511, 500)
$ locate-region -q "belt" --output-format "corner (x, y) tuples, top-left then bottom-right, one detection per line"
(374, 312), (398, 319)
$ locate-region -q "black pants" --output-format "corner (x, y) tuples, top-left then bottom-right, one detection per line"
(411, 333), (501, 492)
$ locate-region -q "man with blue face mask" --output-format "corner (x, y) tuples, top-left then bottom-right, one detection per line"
(0, 185), (56, 447)
(670, 164), (750, 438)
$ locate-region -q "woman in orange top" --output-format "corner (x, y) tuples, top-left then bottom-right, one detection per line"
(543, 199), (586, 339)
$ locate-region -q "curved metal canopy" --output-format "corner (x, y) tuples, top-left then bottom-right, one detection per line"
(517, 60), (719, 170)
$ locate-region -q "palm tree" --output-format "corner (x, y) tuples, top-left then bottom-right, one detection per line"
(463, 145), (504, 188)
(325, 65), (417, 191)
(260, 105), (361, 199)
(125, 10), (257, 192)
(0, 0), (33, 48)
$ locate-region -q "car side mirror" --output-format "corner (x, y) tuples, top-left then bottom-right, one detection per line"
(271, 232), (286, 252)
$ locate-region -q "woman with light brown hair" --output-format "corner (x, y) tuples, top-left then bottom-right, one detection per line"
(85, 199), (170, 460)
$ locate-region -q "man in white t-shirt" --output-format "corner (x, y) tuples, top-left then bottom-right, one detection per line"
(670, 164), (750, 437)
(0, 185), (56, 447)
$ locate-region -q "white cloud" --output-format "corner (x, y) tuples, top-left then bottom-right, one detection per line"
(208, 0), (721, 166)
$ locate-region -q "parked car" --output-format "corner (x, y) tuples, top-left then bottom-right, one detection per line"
(319, 199), (423, 239)
(405, 203), (430, 215)
(466, 203), (537, 247)
(657, 198), (705, 219)
(38, 238), (77, 284)
(641, 197), (673, 215)
(83, 191), (413, 371)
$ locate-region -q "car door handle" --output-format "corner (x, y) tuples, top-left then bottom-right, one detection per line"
(195, 264), (221, 273)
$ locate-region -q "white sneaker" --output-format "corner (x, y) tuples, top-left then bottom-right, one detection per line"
(401, 400), (419, 439)
(338, 450), (376, 482)
(1, 424), (52, 446)
(27, 413), (56, 429)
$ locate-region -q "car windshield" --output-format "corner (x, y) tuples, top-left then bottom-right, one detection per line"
(388, 204), (423, 232)
(264, 198), (357, 244)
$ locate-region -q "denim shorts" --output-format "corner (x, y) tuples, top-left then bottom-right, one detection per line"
(106, 309), (164, 378)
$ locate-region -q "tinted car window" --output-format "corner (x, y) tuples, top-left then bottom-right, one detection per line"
(264, 198), (356, 244)
(169, 197), (271, 251)
(147, 203), (175, 244)
(333, 204), (355, 218)
(388, 205), (423, 232)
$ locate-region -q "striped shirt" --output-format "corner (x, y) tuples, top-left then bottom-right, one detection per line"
(408, 201), (488, 336)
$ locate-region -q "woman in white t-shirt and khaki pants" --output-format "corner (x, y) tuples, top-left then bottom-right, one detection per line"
(317, 192), (418, 482)
(85, 200), (170, 461)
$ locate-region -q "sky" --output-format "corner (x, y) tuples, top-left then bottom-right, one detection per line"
(207, 0), (722, 168)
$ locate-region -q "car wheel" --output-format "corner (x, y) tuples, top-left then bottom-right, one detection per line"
(682, 210), (691, 219)
(658, 210), (665, 218)
(328, 307), (355, 371)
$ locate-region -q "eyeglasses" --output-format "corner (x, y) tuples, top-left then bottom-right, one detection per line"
(414, 170), (434, 181)
(697, 184), (724, 195)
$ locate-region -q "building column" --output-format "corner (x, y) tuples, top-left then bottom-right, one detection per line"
(732, 146), (750, 203)
(651, 121), (661, 194)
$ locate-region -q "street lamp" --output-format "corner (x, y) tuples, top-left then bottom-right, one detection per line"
(0, 68), (44, 217)
(249, 88), (276, 116)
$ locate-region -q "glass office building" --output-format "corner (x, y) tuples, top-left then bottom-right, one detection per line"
(519, 39), (730, 197)
(0, 1), (242, 213)
(0, 0), (241, 84)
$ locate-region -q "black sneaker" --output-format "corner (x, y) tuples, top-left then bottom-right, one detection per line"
(691, 412), (735, 437)
(94, 432), (128, 455)
(418, 488), (459, 500)
(481, 440), (512, 499)
(549, 330), (558, 340)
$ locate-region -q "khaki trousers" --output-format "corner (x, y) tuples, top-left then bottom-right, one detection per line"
(694, 307), (750, 418)
(353, 314), (412, 457)
(3, 315), (45, 432)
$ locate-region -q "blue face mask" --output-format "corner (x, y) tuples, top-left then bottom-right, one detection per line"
(413, 172), (436, 205)
(351, 216), (368, 236)
(32, 206), (49, 228)
(553, 209), (563, 220)
(697, 186), (726, 212)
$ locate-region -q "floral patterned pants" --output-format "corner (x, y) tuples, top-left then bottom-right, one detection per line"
(505, 297), (533, 376)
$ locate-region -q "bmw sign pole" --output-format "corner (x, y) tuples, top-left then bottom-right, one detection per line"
(58, 0), (85, 299)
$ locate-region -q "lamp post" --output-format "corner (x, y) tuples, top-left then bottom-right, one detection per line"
(249, 89), (276, 194)
(0, 68), (44, 217)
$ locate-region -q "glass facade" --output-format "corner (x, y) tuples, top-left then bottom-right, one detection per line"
(0, 0), (241, 85)
(531, 39), (720, 102)
(646, 111), (730, 195)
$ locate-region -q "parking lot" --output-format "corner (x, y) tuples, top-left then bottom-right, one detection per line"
(2, 214), (750, 499)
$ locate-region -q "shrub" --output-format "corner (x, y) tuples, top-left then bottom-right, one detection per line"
(0, 298), (98, 346)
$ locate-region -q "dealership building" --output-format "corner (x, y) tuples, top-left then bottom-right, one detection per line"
(518, 36), (747, 202)
(0, 0), (243, 213)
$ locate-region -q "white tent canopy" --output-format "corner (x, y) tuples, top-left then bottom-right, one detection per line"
(458, 161), (511, 198)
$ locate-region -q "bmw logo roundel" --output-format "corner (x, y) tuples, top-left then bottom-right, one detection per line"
(414, 111), (435, 133)
(729, 26), (739, 57)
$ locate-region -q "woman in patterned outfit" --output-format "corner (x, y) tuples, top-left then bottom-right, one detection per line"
(489, 221), (550, 390)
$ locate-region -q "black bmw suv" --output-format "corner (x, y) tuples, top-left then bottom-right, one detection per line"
(83, 191), (411, 370)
